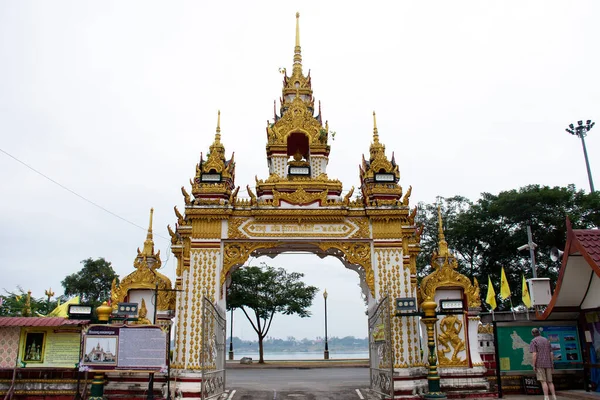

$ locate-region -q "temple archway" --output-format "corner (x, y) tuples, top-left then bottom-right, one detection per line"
(168, 13), (426, 398)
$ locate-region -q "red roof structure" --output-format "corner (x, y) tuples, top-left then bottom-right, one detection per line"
(540, 218), (600, 320)
(0, 317), (90, 327)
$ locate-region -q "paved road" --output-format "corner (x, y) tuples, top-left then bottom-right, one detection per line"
(223, 367), (598, 400)
(225, 367), (371, 399)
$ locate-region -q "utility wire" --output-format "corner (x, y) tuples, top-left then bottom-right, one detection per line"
(0, 146), (169, 241)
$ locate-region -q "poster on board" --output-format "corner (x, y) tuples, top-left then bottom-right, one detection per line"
(496, 324), (582, 372)
(81, 325), (167, 372)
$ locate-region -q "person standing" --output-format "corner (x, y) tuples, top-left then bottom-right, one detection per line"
(530, 328), (557, 400)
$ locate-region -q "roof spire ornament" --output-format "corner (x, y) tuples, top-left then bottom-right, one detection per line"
(209, 110), (225, 157)
(142, 208), (155, 256)
(372, 111), (380, 144)
(369, 111), (385, 159)
(293, 12), (302, 74)
(437, 205), (449, 258)
(215, 110), (221, 141)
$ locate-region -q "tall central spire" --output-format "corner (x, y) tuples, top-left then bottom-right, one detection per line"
(142, 208), (154, 256)
(280, 12), (313, 113)
(293, 12), (302, 74)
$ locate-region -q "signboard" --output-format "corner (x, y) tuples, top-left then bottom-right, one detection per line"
(496, 324), (582, 372)
(81, 325), (167, 372)
(522, 376), (542, 395)
(543, 326), (582, 368)
(18, 329), (81, 368)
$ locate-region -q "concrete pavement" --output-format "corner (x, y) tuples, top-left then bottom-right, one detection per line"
(226, 359), (600, 399)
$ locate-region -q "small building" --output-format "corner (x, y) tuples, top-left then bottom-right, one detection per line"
(539, 219), (600, 392)
(0, 317), (89, 400)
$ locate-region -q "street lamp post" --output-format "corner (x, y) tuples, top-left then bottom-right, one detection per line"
(229, 309), (234, 360)
(323, 289), (329, 360)
(566, 120), (596, 193)
(421, 300), (446, 399)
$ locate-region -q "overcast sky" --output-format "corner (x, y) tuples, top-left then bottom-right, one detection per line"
(1, 1), (599, 343)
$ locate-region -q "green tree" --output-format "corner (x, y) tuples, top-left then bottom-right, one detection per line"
(416, 185), (600, 310)
(62, 258), (119, 309)
(0, 287), (64, 317)
(226, 264), (319, 363)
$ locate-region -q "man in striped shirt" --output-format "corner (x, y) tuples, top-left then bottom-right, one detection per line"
(529, 328), (556, 400)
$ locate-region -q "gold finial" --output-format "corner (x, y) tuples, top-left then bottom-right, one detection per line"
(372, 111), (379, 143)
(23, 290), (32, 317)
(295, 12), (300, 46)
(142, 208), (155, 256)
(437, 205), (449, 257)
(45, 287), (55, 299)
(215, 109), (222, 143)
(96, 301), (112, 322)
(293, 12), (302, 73)
(216, 110), (221, 134)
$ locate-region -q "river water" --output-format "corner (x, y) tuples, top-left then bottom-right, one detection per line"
(232, 351), (369, 360)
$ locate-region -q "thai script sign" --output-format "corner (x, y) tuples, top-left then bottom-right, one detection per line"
(81, 324), (167, 372)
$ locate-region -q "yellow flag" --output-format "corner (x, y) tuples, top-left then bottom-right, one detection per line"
(500, 267), (511, 300)
(522, 275), (532, 308)
(486, 276), (497, 310)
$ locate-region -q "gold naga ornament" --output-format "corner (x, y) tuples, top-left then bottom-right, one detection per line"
(111, 208), (176, 315)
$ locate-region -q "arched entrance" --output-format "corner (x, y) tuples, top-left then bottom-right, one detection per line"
(168, 13), (426, 398)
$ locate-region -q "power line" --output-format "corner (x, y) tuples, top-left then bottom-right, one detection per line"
(0, 146), (169, 241)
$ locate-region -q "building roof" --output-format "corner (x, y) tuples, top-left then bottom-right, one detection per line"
(540, 219), (600, 320)
(574, 229), (600, 266)
(0, 317), (90, 327)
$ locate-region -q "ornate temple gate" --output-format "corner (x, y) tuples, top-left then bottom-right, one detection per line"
(369, 296), (394, 398)
(201, 297), (226, 400)
(167, 13), (429, 399)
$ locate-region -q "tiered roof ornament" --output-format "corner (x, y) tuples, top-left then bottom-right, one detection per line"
(259, 13), (342, 199)
(111, 208), (176, 316)
(359, 112), (404, 206)
(419, 206), (481, 309)
(191, 111), (237, 205)
(280, 12), (314, 114)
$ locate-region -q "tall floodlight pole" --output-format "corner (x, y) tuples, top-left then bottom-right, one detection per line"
(229, 309), (234, 360)
(566, 120), (596, 192)
(323, 289), (329, 360)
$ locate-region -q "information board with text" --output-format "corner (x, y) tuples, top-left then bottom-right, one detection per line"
(496, 323), (582, 372)
(81, 324), (167, 372)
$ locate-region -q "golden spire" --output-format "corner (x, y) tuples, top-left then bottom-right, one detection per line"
(372, 111), (380, 144)
(293, 12), (302, 74)
(142, 208), (154, 256)
(215, 110), (221, 142)
(208, 110), (225, 158)
(437, 205), (449, 258)
(369, 111), (385, 159)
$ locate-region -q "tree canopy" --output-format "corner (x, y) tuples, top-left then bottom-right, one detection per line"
(416, 185), (600, 310)
(62, 257), (119, 309)
(0, 287), (64, 317)
(227, 264), (319, 363)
